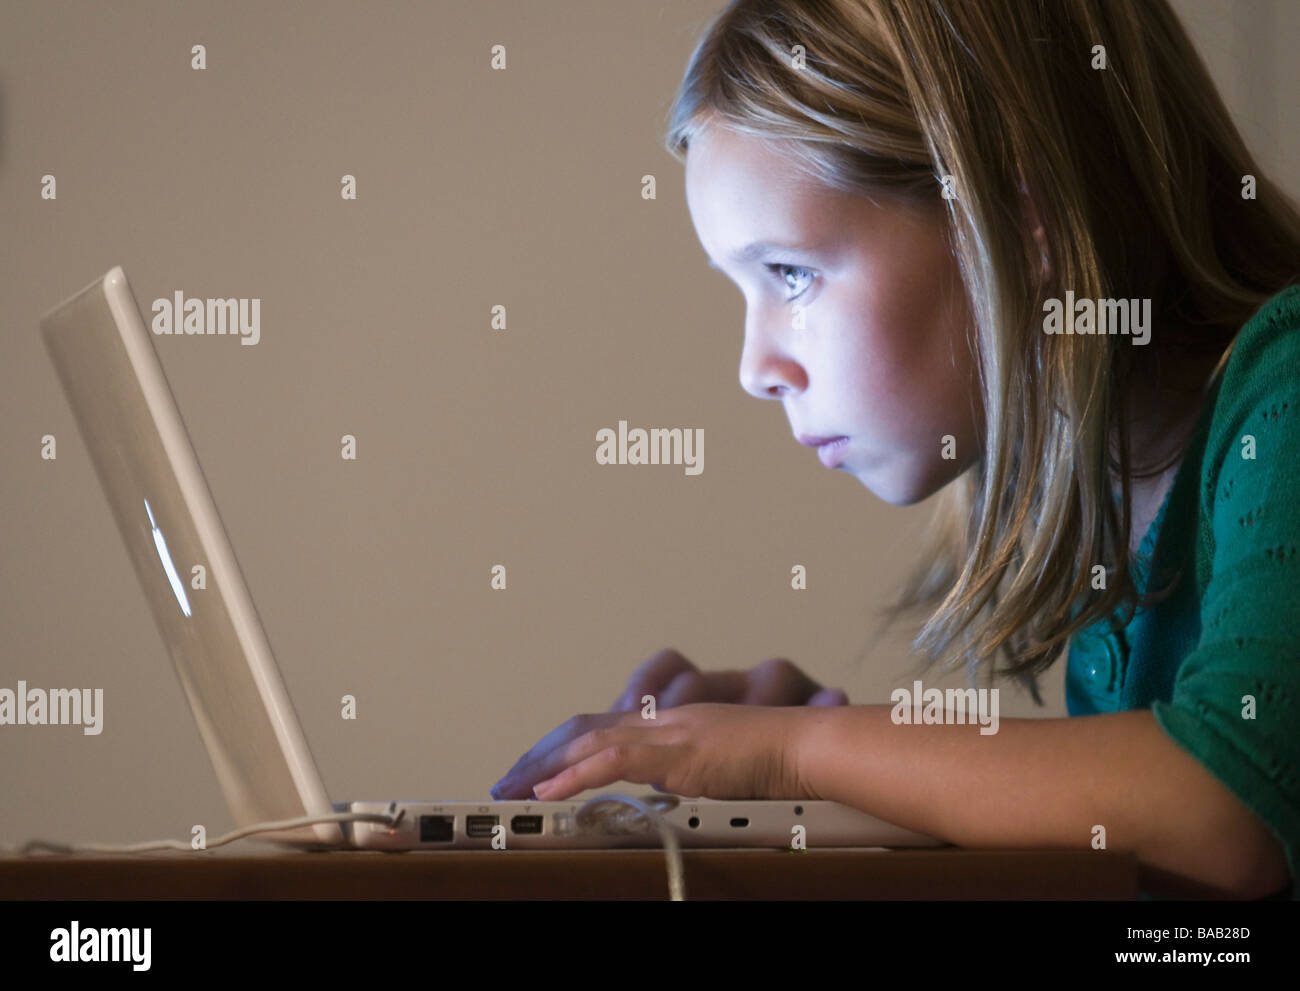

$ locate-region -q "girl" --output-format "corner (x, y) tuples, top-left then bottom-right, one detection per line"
(491, 0), (1300, 899)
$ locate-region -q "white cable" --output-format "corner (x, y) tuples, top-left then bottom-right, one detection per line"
(0, 810), (400, 856)
(574, 793), (686, 901)
(0, 798), (688, 900)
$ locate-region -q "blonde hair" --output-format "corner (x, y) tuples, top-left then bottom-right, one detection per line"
(664, 0), (1300, 696)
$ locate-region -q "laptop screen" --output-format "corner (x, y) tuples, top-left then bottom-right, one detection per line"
(40, 268), (341, 846)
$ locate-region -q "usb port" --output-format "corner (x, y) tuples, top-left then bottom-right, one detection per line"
(466, 815), (499, 838)
(729, 817), (749, 828)
(510, 815), (543, 835)
(419, 815), (454, 842)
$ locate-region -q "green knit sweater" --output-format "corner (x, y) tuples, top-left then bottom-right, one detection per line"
(1067, 283), (1300, 900)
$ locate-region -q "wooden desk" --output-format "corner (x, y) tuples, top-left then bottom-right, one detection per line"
(0, 847), (1137, 899)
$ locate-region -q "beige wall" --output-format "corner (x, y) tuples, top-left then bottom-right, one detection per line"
(1, 0), (1295, 848)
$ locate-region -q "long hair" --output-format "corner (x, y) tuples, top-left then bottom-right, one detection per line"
(663, 0), (1300, 695)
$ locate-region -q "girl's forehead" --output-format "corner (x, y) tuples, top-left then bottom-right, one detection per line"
(688, 126), (801, 176)
(687, 131), (838, 216)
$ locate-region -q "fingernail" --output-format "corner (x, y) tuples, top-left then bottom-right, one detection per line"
(533, 780), (551, 800)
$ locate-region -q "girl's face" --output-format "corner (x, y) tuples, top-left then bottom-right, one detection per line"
(684, 124), (984, 505)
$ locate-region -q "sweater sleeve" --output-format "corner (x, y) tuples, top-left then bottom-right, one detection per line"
(1150, 285), (1300, 900)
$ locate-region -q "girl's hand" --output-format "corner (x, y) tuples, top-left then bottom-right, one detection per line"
(489, 703), (819, 802)
(607, 647), (849, 711)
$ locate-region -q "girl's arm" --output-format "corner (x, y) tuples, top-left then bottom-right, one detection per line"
(794, 705), (1289, 899)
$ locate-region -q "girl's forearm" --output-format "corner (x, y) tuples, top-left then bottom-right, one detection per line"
(792, 704), (1289, 898)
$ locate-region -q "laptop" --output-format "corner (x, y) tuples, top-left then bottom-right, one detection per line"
(38, 266), (944, 853)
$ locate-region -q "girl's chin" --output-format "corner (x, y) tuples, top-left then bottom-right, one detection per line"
(856, 459), (950, 507)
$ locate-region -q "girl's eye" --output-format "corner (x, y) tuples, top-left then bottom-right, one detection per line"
(766, 263), (815, 301)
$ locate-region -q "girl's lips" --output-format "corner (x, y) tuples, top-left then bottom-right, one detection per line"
(796, 433), (846, 447)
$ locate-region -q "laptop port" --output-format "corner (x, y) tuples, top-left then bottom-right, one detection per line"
(511, 815), (543, 835)
(466, 815), (499, 838)
(729, 817), (749, 828)
(419, 815), (454, 842)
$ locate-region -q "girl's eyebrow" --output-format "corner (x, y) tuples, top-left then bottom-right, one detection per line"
(707, 240), (814, 270)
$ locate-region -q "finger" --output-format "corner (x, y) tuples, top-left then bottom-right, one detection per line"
(658, 668), (749, 709)
(609, 647), (698, 712)
(534, 741), (667, 801)
(491, 712), (628, 798)
(657, 670), (712, 708)
(808, 687), (850, 706)
(500, 724), (649, 800)
(743, 657), (825, 706)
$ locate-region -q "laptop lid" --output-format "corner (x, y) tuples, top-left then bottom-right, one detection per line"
(39, 267), (343, 846)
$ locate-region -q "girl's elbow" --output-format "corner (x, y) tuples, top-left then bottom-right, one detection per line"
(1144, 765), (1289, 898)
(1191, 800), (1290, 899)
(1232, 833), (1290, 900)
